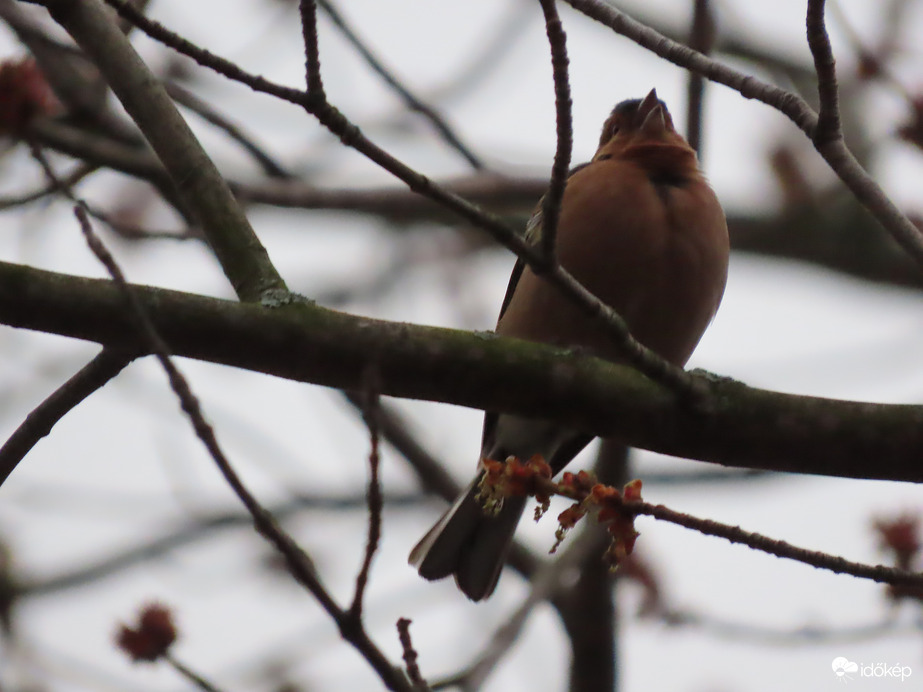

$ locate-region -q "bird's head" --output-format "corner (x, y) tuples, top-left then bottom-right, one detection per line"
(594, 89), (692, 159)
(592, 89), (698, 177)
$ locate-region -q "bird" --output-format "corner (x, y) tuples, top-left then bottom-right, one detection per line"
(409, 89), (729, 601)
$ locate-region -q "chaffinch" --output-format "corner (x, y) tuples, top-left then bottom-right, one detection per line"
(410, 89), (729, 600)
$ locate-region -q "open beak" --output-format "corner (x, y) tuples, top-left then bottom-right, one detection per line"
(636, 89), (660, 121)
(636, 88), (666, 136)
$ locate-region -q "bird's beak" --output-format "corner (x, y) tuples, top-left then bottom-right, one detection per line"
(636, 89), (660, 122)
(637, 88), (666, 137)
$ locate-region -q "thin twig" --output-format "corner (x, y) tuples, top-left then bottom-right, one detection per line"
(662, 610), (918, 646)
(536, 0), (573, 266)
(317, 0), (484, 170)
(0, 146), (136, 489)
(28, 143), (194, 241)
(439, 527), (603, 691)
(623, 496), (923, 588)
(23, 491), (425, 598)
(396, 618), (430, 692)
(0, 347), (132, 487)
(165, 81), (292, 179)
(348, 374), (384, 622)
(68, 202), (410, 691)
(562, 0), (923, 272)
(533, 465), (923, 588)
(0, 162), (96, 210)
(165, 654), (225, 692)
(43, 0), (287, 302)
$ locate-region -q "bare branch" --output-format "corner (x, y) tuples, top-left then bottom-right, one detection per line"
(164, 654), (225, 692)
(317, 0), (484, 170)
(806, 0), (841, 144)
(537, 0), (573, 265)
(396, 618), (430, 692)
(629, 496), (923, 588)
(165, 81), (292, 180)
(662, 611), (917, 645)
(563, 0), (923, 273)
(348, 374), (384, 622)
(99, 0), (698, 403)
(442, 528), (604, 691)
(42, 0), (286, 301)
(298, 0), (325, 98)
(69, 204), (410, 690)
(6, 262), (923, 484)
(0, 347), (131, 487)
(23, 491), (425, 598)
(0, 162), (96, 210)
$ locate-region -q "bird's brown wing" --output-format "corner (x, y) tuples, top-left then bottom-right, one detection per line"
(497, 161), (592, 324)
(482, 162), (592, 453)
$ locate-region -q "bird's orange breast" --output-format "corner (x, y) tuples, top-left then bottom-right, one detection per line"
(496, 155), (728, 367)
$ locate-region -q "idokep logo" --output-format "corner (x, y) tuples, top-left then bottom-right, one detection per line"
(832, 657), (912, 683)
(833, 657), (858, 681)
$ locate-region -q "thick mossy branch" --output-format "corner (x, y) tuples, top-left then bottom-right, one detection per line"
(2, 259), (922, 482)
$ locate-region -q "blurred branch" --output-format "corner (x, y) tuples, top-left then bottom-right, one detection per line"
(428, 2), (535, 104)
(662, 610), (921, 645)
(0, 347), (132, 487)
(316, 0), (484, 170)
(436, 527), (605, 692)
(22, 491), (426, 597)
(684, 0), (714, 156)
(42, 0), (287, 302)
(165, 80), (293, 180)
(0, 0), (138, 142)
(233, 170), (923, 290)
(25, 118), (186, 212)
(231, 173), (546, 219)
(164, 654), (224, 692)
(0, 161), (96, 210)
(66, 185), (411, 689)
(605, 0), (815, 82)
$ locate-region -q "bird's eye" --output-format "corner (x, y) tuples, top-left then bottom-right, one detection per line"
(610, 124), (621, 137)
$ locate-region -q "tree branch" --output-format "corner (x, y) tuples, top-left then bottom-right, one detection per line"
(40, 0), (286, 301)
(3, 261), (923, 482)
(0, 347), (132, 486)
(316, 0), (484, 170)
(70, 201), (410, 691)
(562, 0), (923, 273)
(536, 0), (573, 265)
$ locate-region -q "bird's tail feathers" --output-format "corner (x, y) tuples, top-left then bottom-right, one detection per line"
(409, 476), (526, 601)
